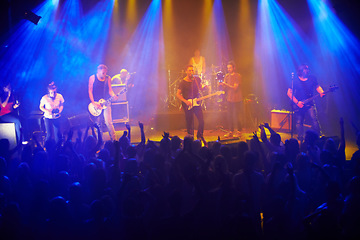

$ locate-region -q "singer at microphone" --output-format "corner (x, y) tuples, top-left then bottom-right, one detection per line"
(286, 64), (325, 142)
(176, 65), (205, 141)
(111, 68), (134, 85)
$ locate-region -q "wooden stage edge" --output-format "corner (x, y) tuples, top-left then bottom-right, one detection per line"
(104, 124), (358, 161)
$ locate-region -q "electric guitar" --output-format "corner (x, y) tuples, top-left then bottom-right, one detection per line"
(187, 91), (225, 110)
(88, 88), (127, 116)
(294, 85), (338, 110)
(0, 100), (20, 116)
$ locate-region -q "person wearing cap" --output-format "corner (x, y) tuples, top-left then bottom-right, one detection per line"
(39, 82), (64, 142)
(88, 64), (117, 141)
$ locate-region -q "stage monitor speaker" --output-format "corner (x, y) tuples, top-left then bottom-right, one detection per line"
(68, 113), (93, 128)
(112, 102), (129, 123)
(271, 110), (292, 132)
(111, 84), (127, 102)
(0, 123), (17, 149)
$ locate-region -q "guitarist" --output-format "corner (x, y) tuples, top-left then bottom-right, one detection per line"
(219, 61), (242, 136)
(176, 65), (205, 139)
(0, 82), (22, 142)
(39, 82), (64, 143)
(88, 64), (117, 141)
(287, 64), (325, 141)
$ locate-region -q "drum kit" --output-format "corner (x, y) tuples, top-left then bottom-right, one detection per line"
(165, 64), (227, 111)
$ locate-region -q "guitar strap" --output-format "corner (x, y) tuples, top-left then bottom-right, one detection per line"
(103, 75), (107, 99)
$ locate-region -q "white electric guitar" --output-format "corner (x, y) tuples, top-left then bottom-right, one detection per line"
(187, 91), (225, 110)
(88, 88), (127, 116)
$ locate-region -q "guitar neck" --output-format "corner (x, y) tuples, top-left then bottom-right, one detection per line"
(302, 89), (330, 105)
(302, 94), (320, 105)
(104, 88), (127, 105)
(197, 92), (219, 101)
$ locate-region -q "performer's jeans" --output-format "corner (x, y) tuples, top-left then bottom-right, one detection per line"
(44, 117), (61, 143)
(295, 105), (320, 141)
(227, 101), (242, 132)
(91, 107), (116, 141)
(183, 105), (204, 138)
(0, 114), (22, 142)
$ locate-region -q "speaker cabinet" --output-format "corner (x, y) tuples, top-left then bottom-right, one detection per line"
(111, 84), (127, 102)
(271, 110), (292, 132)
(111, 102), (129, 123)
(0, 123), (17, 149)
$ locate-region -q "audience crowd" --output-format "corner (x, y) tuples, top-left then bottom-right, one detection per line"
(1, 118), (360, 240)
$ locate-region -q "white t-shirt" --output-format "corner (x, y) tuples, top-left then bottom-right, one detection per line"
(191, 57), (205, 75)
(40, 93), (64, 119)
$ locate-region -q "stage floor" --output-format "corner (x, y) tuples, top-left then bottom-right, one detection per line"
(105, 123), (358, 161)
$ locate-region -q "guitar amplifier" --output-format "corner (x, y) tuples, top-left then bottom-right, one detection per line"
(0, 123), (17, 149)
(111, 102), (129, 123)
(271, 110), (292, 132)
(111, 84), (127, 102)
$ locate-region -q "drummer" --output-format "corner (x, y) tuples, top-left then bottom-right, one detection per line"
(189, 49), (206, 79)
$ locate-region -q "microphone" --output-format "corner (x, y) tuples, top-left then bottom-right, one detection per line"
(130, 72), (136, 75)
(291, 72), (294, 79)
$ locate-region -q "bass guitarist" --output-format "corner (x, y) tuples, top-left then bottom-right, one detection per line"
(39, 82), (64, 143)
(0, 82), (22, 143)
(88, 64), (117, 141)
(287, 64), (325, 141)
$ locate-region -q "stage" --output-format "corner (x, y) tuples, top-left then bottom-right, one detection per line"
(106, 120), (358, 161)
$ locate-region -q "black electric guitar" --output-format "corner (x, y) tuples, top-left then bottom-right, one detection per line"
(187, 91), (225, 110)
(88, 88), (127, 116)
(294, 85), (338, 110)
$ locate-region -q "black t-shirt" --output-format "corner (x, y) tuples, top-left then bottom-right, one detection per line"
(92, 74), (110, 101)
(178, 77), (201, 100)
(292, 75), (319, 105)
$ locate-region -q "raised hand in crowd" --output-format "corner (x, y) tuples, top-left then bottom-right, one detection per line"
(126, 123), (131, 142)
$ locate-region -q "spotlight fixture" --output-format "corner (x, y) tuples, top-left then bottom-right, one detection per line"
(24, 11), (42, 25)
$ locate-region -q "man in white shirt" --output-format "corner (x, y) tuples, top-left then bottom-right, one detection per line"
(39, 82), (64, 142)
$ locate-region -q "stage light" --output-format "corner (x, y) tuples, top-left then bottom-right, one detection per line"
(254, 0), (311, 108)
(24, 11), (42, 25)
(202, 0), (232, 67)
(117, 0), (164, 119)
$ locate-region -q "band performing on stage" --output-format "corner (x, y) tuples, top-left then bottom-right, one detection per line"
(0, 58), (335, 145)
(3, 0), (360, 239)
